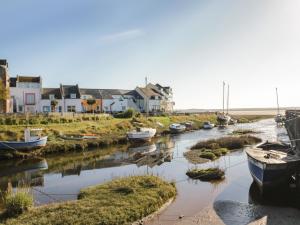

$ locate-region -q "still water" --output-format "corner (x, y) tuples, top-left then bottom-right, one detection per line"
(0, 119), (292, 224)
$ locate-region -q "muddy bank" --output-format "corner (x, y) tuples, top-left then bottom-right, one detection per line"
(175, 200), (300, 225)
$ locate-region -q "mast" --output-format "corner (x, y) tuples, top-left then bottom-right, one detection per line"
(276, 88), (280, 115)
(222, 81), (225, 114)
(227, 84), (229, 115)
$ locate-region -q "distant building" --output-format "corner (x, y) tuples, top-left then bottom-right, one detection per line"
(40, 88), (63, 113)
(0, 60), (10, 113)
(10, 75), (42, 113)
(60, 84), (82, 112)
(147, 83), (174, 112)
(80, 88), (102, 113)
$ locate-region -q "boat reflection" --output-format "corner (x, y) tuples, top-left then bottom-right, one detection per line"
(0, 158), (48, 191)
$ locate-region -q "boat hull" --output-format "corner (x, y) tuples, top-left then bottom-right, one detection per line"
(246, 153), (295, 191)
(0, 136), (48, 151)
(169, 128), (185, 134)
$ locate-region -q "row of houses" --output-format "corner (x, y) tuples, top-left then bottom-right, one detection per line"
(0, 59), (174, 114)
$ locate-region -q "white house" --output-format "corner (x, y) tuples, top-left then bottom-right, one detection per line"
(146, 83), (174, 112)
(60, 84), (82, 112)
(135, 86), (163, 113)
(10, 76), (42, 113)
(40, 88), (63, 113)
(100, 89), (143, 113)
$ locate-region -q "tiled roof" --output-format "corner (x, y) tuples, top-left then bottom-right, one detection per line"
(42, 88), (62, 99)
(61, 84), (81, 99)
(80, 88), (102, 99)
(138, 87), (162, 97)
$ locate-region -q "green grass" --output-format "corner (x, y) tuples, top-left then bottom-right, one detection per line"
(231, 115), (273, 123)
(0, 113), (217, 159)
(186, 168), (225, 181)
(184, 148), (229, 163)
(231, 129), (259, 135)
(1, 176), (176, 225)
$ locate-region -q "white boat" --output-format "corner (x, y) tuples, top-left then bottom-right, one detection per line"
(127, 128), (156, 142)
(203, 121), (215, 129)
(169, 123), (186, 134)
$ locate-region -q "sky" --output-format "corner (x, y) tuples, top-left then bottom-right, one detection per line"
(1, 0), (300, 109)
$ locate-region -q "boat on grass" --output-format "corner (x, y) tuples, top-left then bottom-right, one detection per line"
(127, 128), (156, 142)
(203, 121), (215, 129)
(169, 123), (186, 134)
(0, 128), (47, 151)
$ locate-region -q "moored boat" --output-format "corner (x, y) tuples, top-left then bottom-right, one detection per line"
(203, 121), (215, 129)
(0, 128), (47, 151)
(169, 123), (186, 134)
(127, 127), (156, 142)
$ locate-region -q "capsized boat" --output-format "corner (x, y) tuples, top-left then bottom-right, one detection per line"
(127, 127), (156, 142)
(169, 123), (186, 134)
(203, 121), (215, 129)
(246, 114), (300, 192)
(0, 128), (47, 151)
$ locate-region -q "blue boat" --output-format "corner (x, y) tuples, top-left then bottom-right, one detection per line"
(0, 128), (48, 151)
(246, 148), (300, 192)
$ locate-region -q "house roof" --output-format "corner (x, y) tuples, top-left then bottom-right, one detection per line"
(60, 84), (81, 99)
(17, 76), (41, 83)
(42, 88), (62, 99)
(80, 88), (102, 99)
(138, 87), (162, 97)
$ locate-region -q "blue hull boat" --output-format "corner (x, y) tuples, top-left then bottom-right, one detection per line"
(0, 136), (48, 151)
(246, 148), (300, 192)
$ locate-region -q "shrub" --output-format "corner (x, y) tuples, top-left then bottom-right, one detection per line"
(4, 185), (33, 217)
(114, 108), (136, 118)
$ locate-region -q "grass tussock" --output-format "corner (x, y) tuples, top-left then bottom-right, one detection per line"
(1, 176), (176, 225)
(191, 135), (262, 151)
(186, 168), (225, 181)
(2, 184), (33, 217)
(184, 148), (229, 163)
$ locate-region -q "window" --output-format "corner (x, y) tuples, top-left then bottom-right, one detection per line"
(49, 94), (55, 101)
(43, 106), (50, 112)
(70, 93), (76, 99)
(122, 106), (126, 111)
(18, 105), (23, 112)
(25, 93), (35, 105)
(67, 106), (76, 112)
(58, 106), (62, 112)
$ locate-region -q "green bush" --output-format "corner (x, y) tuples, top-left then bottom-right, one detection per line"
(114, 108), (136, 118)
(186, 168), (225, 181)
(4, 185), (33, 217)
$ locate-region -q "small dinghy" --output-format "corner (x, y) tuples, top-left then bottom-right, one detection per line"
(0, 128), (47, 151)
(169, 123), (186, 134)
(127, 127), (156, 142)
(203, 121), (215, 129)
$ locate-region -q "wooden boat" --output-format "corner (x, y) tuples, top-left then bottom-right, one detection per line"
(246, 148), (300, 192)
(246, 114), (300, 192)
(127, 128), (156, 142)
(203, 121), (215, 129)
(169, 123), (186, 134)
(0, 128), (47, 151)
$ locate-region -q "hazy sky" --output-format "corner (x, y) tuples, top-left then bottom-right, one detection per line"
(1, 0), (300, 109)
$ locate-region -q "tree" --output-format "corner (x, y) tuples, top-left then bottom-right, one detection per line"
(87, 99), (96, 113)
(0, 78), (9, 113)
(51, 100), (58, 112)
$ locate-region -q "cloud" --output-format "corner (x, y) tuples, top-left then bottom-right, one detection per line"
(100, 29), (144, 43)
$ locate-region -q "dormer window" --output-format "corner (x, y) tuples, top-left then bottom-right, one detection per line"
(49, 94), (55, 101)
(70, 93), (76, 99)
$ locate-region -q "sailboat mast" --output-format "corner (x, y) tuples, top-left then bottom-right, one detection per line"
(222, 81), (225, 114)
(227, 84), (229, 115)
(276, 88), (280, 115)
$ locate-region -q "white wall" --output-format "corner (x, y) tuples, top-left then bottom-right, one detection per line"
(10, 86), (41, 113)
(63, 99), (82, 112)
(40, 99), (64, 112)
